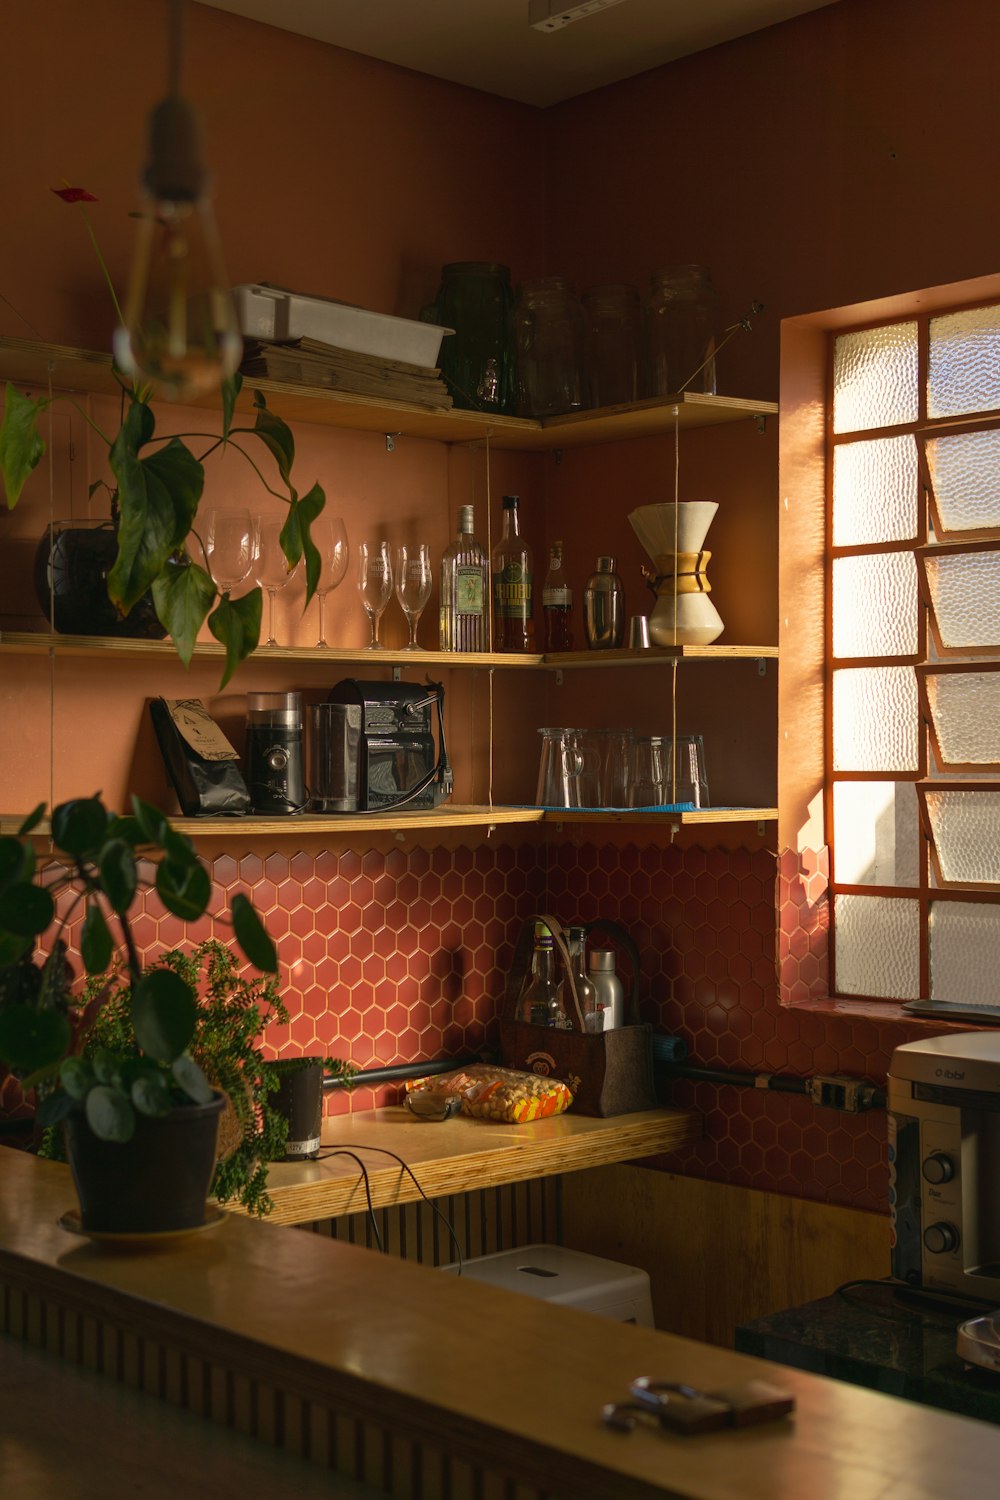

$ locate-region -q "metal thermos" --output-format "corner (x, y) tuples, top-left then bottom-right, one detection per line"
(583, 556), (625, 648)
(588, 949), (624, 1030)
(245, 691), (305, 814)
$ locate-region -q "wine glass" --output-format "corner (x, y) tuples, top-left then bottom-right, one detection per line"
(357, 540), (393, 649)
(205, 508), (255, 595)
(395, 542), (432, 650)
(253, 516), (300, 646)
(312, 515), (349, 647)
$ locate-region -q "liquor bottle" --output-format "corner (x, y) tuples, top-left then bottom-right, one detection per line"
(565, 925), (603, 1032)
(542, 539), (573, 651)
(439, 504), (488, 651)
(518, 922), (569, 1027)
(491, 494), (534, 652)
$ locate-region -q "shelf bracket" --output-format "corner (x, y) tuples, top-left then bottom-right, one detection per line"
(757, 658), (768, 676)
(553, 448), (564, 466)
(392, 666), (403, 682)
(552, 668), (564, 686)
(754, 415), (767, 434)
(757, 821), (766, 836)
(385, 431), (401, 452)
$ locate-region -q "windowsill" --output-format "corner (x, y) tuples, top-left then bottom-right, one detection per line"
(783, 995), (980, 1029)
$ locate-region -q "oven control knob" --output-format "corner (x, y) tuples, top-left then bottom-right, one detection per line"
(921, 1153), (955, 1185)
(923, 1221), (959, 1255)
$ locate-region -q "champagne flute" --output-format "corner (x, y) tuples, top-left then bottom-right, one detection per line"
(357, 540), (393, 649)
(394, 542), (432, 650)
(253, 516), (300, 646)
(205, 508), (254, 595)
(312, 515), (349, 647)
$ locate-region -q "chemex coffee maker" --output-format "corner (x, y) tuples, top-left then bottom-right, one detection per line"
(313, 679), (453, 813)
(888, 1033), (1000, 1304)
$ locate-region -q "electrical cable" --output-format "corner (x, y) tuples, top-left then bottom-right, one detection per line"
(321, 1142), (464, 1274)
(833, 1277), (990, 1323)
(314, 1148), (382, 1252)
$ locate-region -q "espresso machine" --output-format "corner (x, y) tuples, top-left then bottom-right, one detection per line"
(321, 679), (452, 812)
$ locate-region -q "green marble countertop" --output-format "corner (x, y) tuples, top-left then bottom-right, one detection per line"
(736, 1282), (1000, 1426)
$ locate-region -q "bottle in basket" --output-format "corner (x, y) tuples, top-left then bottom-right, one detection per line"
(566, 925), (603, 1033)
(519, 922), (570, 1028)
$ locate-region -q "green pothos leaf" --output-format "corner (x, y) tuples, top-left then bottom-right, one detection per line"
(281, 484), (326, 607)
(221, 370), (243, 440)
(0, 383), (47, 507)
(208, 587), (262, 689)
(152, 555), (217, 665)
(108, 401), (204, 612)
(251, 390), (295, 488)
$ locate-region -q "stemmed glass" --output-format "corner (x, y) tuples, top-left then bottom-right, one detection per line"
(394, 542), (432, 650)
(205, 508), (255, 595)
(357, 540), (393, 649)
(312, 515), (349, 647)
(253, 516), (300, 647)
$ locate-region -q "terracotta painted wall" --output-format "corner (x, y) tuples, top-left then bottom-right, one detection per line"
(5, 0), (998, 1217)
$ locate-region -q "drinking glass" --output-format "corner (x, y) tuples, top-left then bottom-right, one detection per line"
(357, 540), (393, 649)
(394, 542), (432, 650)
(312, 515), (349, 647)
(205, 508), (255, 595)
(253, 516), (300, 647)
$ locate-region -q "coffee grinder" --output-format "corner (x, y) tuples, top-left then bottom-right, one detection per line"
(245, 691), (306, 813)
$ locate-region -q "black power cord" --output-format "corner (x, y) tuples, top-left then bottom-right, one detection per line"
(318, 1143), (464, 1274)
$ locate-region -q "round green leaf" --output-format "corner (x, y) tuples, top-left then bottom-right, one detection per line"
(231, 892), (277, 974)
(104, 814), (144, 848)
(17, 803), (47, 837)
(130, 796), (169, 846)
(98, 838), (138, 915)
(51, 796), (109, 856)
(60, 1055), (96, 1102)
(0, 880), (54, 937)
(85, 1083), (135, 1142)
(0, 930), (31, 965)
(131, 1068), (172, 1118)
(92, 1047), (120, 1086)
(156, 857), (211, 920)
(0, 835), (33, 887)
(36, 1089), (76, 1127)
(131, 968), (197, 1063)
(0, 1003), (71, 1073)
(80, 901), (114, 975)
(172, 1052), (214, 1105)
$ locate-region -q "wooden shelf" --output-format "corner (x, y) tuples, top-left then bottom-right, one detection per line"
(546, 644), (778, 667)
(0, 805), (545, 840)
(540, 807), (778, 825)
(0, 335), (776, 451)
(238, 1104), (702, 1225)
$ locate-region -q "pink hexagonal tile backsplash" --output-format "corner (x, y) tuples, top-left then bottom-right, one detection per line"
(11, 836), (925, 1216)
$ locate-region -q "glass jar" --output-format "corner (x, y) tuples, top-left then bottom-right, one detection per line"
(642, 264), (719, 397)
(582, 283), (639, 408)
(422, 262), (517, 415)
(514, 275), (588, 416)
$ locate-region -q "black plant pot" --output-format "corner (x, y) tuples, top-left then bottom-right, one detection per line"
(269, 1057), (324, 1160)
(34, 519), (167, 639)
(65, 1093), (224, 1233)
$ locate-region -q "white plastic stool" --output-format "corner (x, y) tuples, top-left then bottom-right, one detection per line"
(441, 1243), (654, 1327)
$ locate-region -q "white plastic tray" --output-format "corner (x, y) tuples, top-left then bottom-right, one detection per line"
(233, 284), (452, 368)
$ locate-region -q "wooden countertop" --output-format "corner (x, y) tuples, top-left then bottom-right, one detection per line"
(4, 1148), (1000, 1500)
(247, 1104), (702, 1224)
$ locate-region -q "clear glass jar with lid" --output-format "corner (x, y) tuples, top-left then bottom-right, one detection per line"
(582, 283), (640, 408)
(514, 275), (588, 416)
(641, 264), (719, 397)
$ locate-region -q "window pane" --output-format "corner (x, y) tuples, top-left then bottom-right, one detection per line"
(832, 435), (919, 546)
(833, 323), (919, 434)
(833, 780), (919, 886)
(832, 553), (918, 658)
(832, 666), (919, 771)
(924, 427), (1000, 533)
(925, 789), (1000, 886)
(834, 893), (920, 997)
(926, 670), (1000, 766)
(925, 549), (1000, 650)
(928, 303), (1000, 418)
(930, 900), (1000, 1006)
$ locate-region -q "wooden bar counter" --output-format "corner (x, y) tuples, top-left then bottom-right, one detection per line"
(3, 1148), (1000, 1499)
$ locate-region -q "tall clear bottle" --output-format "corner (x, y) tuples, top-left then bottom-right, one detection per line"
(491, 494), (534, 652)
(439, 504), (488, 652)
(565, 925), (603, 1032)
(542, 539), (573, 651)
(519, 922), (568, 1027)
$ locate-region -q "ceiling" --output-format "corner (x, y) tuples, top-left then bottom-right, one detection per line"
(199, 0), (839, 108)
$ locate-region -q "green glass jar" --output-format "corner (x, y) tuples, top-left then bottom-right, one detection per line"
(422, 262), (517, 415)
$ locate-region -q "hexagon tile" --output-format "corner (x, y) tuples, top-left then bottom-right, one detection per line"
(15, 837), (927, 1216)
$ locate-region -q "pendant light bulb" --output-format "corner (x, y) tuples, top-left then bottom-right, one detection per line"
(114, 95), (242, 401)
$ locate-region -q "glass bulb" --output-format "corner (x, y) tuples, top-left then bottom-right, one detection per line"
(114, 192), (242, 401)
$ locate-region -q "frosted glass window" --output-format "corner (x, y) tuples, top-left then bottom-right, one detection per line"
(833, 323), (918, 433)
(832, 435), (919, 546)
(832, 666), (919, 771)
(928, 303), (1000, 418)
(832, 552), (918, 658)
(925, 790), (1000, 886)
(924, 428), (1000, 533)
(834, 894), (921, 998)
(930, 901), (1000, 1007)
(833, 781), (919, 886)
(925, 549), (1000, 650)
(926, 670), (1000, 766)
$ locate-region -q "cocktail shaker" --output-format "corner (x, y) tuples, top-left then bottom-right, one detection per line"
(583, 556), (625, 649)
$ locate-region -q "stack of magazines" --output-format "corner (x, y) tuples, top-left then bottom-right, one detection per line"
(240, 336), (453, 408)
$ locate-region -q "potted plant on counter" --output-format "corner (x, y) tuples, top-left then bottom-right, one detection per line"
(0, 187), (326, 687)
(0, 794), (278, 1233)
